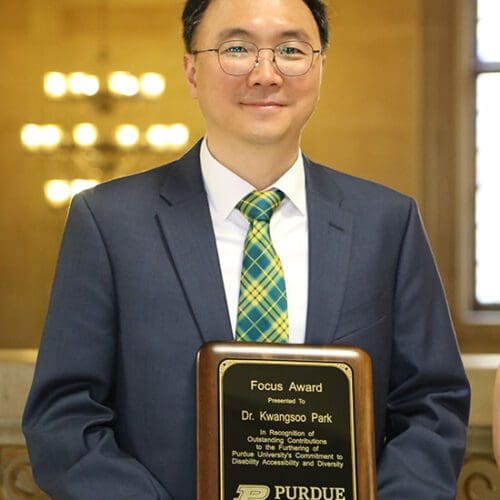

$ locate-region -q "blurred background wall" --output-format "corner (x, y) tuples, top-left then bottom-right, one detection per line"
(0, 0), (426, 349)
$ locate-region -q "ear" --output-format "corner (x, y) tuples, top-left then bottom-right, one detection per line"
(318, 53), (327, 81)
(183, 53), (198, 99)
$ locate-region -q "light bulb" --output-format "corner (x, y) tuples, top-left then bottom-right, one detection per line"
(70, 179), (99, 196)
(167, 123), (189, 149)
(108, 71), (139, 96)
(82, 74), (99, 96)
(44, 72), (67, 98)
(44, 180), (71, 208)
(68, 72), (88, 95)
(73, 123), (98, 147)
(115, 124), (140, 148)
(40, 124), (64, 150)
(140, 73), (165, 98)
(146, 124), (170, 150)
(21, 124), (42, 150)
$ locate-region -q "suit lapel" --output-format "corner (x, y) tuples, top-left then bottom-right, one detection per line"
(155, 143), (233, 343)
(304, 158), (354, 345)
(155, 147), (353, 345)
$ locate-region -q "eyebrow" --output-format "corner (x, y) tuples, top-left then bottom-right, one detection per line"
(216, 27), (313, 43)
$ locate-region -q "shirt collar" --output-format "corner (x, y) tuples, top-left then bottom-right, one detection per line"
(200, 136), (306, 220)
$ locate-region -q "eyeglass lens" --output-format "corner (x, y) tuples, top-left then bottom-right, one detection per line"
(218, 40), (315, 76)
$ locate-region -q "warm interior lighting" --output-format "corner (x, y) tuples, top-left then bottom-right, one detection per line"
(70, 179), (99, 196)
(82, 75), (100, 96)
(44, 180), (71, 208)
(68, 72), (88, 95)
(140, 72), (166, 98)
(115, 124), (140, 148)
(67, 72), (99, 96)
(21, 124), (65, 151)
(44, 178), (99, 208)
(145, 124), (170, 150)
(44, 72), (67, 98)
(40, 125), (64, 150)
(22, 122), (187, 153)
(167, 123), (190, 149)
(21, 124), (42, 150)
(145, 124), (190, 151)
(44, 71), (165, 100)
(25, 34), (173, 209)
(73, 123), (98, 147)
(108, 71), (139, 96)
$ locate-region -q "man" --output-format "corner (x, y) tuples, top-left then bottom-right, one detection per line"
(23, 0), (470, 498)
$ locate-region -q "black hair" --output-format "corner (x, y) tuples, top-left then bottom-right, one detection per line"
(181, 0), (329, 52)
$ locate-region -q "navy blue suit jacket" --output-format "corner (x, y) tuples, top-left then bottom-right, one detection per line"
(23, 142), (470, 499)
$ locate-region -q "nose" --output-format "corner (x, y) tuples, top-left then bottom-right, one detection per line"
(247, 48), (283, 86)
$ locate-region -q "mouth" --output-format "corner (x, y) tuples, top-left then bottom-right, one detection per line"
(240, 101), (285, 109)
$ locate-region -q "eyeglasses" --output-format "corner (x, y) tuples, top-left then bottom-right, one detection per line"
(192, 40), (321, 77)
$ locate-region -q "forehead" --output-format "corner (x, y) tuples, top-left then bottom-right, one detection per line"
(194, 0), (320, 45)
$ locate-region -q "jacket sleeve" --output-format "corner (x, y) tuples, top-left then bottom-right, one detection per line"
(22, 194), (171, 500)
(377, 199), (470, 499)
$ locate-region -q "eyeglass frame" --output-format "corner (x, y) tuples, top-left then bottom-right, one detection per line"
(191, 39), (322, 77)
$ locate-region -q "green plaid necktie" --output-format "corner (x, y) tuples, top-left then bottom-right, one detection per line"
(235, 189), (289, 343)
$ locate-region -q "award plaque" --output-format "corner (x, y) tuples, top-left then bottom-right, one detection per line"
(197, 342), (377, 500)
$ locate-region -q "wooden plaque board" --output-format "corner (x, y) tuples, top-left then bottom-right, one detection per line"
(197, 342), (377, 500)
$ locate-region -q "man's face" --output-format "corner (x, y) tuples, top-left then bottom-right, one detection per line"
(184, 0), (325, 149)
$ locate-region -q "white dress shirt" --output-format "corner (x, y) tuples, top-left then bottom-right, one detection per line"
(200, 137), (309, 343)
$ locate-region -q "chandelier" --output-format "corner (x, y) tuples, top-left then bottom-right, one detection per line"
(20, 2), (189, 208)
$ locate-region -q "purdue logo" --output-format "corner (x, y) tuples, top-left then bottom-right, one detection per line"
(233, 484), (271, 499)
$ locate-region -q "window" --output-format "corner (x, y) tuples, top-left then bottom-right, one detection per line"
(421, 0), (500, 349)
(475, 0), (500, 307)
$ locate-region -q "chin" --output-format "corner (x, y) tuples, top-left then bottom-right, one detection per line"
(243, 132), (288, 147)
(240, 124), (292, 146)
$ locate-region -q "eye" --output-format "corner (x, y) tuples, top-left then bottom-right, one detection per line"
(278, 46), (301, 55)
(220, 42), (252, 57)
(226, 45), (247, 53)
(276, 42), (309, 58)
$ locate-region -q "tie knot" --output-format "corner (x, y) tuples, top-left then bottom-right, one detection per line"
(237, 189), (285, 222)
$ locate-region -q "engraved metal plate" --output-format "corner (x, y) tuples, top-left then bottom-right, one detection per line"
(197, 342), (377, 500)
